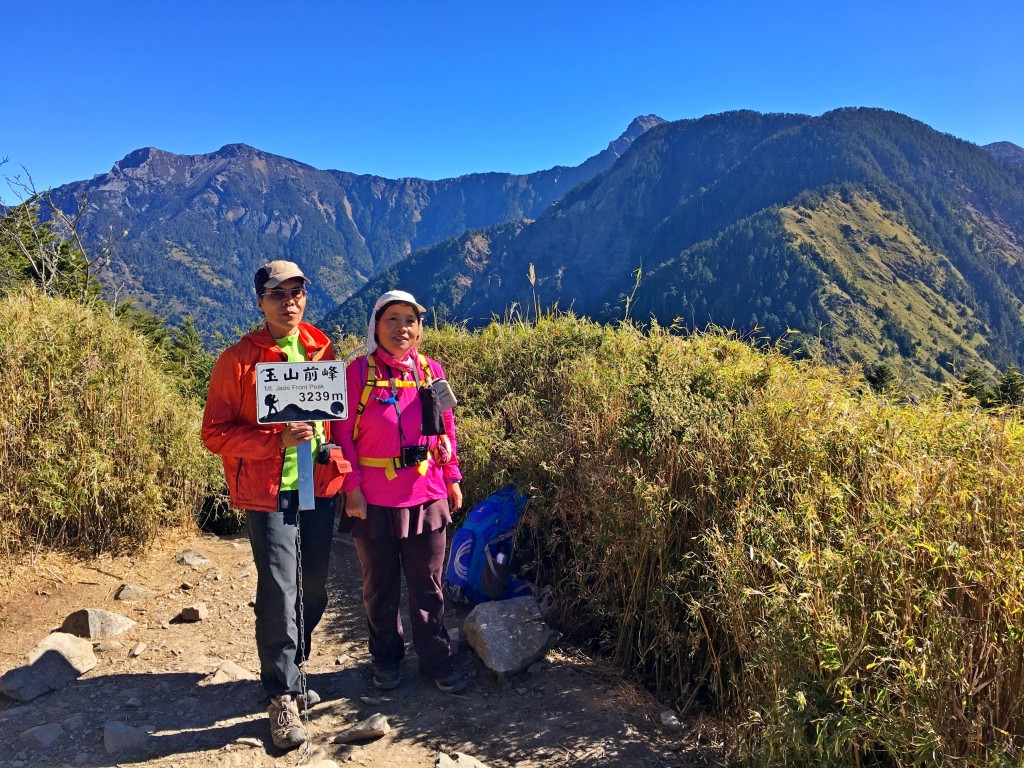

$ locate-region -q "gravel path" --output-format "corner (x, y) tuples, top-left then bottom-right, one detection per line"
(0, 527), (724, 767)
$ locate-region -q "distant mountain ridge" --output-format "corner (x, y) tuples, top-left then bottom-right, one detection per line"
(52, 116), (665, 333)
(50, 109), (1024, 387)
(327, 109), (1024, 387)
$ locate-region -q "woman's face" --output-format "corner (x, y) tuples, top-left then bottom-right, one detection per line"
(375, 302), (421, 357)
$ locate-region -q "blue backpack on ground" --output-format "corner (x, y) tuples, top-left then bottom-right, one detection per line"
(445, 485), (531, 604)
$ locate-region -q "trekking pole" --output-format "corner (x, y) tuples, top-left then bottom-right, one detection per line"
(290, 434), (317, 763)
(295, 504), (312, 765)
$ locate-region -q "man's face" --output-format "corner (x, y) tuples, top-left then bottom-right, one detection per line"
(258, 277), (307, 338)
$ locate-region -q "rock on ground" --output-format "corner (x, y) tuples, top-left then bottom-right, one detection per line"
(18, 722), (65, 747)
(0, 632), (97, 702)
(198, 660), (257, 685)
(114, 584), (155, 601)
(174, 549), (210, 567)
(178, 603), (208, 622)
(60, 608), (135, 639)
(332, 713), (390, 744)
(464, 596), (558, 675)
(104, 720), (149, 754)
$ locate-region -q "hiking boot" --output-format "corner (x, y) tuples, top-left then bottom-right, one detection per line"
(431, 669), (468, 694)
(295, 689), (320, 709)
(372, 663), (401, 690)
(267, 694), (306, 750)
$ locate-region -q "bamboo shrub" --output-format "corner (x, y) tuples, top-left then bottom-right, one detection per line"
(0, 287), (221, 566)
(427, 314), (1024, 767)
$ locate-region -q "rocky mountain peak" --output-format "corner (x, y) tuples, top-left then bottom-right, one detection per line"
(604, 115), (666, 158)
(215, 143), (260, 158)
(105, 147), (190, 184)
(110, 147), (161, 173)
(984, 141), (1024, 167)
(625, 114), (667, 137)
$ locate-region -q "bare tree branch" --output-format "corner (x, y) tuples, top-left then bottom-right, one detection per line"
(1, 163), (127, 301)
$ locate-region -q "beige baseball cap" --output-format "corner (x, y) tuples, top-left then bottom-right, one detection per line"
(254, 260), (310, 294)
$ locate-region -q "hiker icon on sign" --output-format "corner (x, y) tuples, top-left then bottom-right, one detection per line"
(264, 393), (279, 419)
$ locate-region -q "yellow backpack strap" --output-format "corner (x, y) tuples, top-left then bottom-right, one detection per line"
(358, 456), (400, 480)
(358, 455), (429, 481)
(353, 356), (375, 441)
(418, 353), (433, 386)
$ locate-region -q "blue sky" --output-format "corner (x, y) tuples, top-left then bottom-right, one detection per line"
(2, 0), (1021, 192)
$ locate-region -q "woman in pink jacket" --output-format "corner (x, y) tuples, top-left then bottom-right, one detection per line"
(337, 290), (466, 693)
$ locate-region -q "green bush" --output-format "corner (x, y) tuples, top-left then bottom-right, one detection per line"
(0, 287), (222, 564)
(424, 314), (1024, 767)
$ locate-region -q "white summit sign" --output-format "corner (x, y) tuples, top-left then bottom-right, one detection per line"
(255, 361), (349, 424)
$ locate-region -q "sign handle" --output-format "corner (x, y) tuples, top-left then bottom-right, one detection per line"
(297, 439), (315, 511)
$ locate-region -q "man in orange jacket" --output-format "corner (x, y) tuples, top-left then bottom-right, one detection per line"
(202, 260), (336, 750)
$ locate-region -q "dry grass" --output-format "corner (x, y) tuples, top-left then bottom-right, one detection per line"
(0, 287), (221, 578)
(427, 313), (1024, 767)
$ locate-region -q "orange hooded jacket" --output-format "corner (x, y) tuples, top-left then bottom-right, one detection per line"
(201, 323), (335, 512)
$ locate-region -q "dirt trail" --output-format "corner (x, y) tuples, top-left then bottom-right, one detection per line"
(0, 526), (723, 767)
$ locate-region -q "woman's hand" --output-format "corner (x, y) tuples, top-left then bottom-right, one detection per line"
(345, 486), (368, 519)
(447, 481), (463, 511)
